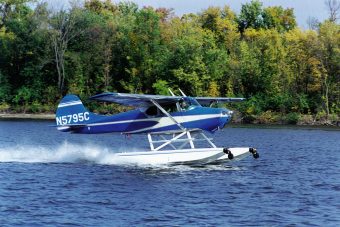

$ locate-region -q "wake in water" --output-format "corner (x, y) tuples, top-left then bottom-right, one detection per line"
(0, 141), (138, 165)
(0, 141), (243, 171)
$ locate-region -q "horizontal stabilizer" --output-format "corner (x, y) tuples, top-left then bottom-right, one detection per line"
(55, 124), (88, 132)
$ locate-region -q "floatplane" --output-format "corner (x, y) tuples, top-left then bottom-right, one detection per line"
(55, 90), (259, 165)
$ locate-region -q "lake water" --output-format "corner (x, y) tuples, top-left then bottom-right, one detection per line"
(0, 120), (339, 226)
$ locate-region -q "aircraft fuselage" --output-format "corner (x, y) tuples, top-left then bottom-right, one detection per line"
(56, 106), (231, 134)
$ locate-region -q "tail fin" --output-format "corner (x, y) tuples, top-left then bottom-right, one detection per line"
(56, 94), (92, 126)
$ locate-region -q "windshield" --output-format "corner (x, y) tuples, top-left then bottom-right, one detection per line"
(179, 97), (201, 111)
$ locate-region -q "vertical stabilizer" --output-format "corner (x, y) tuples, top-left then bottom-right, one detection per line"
(55, 95), (92, 126)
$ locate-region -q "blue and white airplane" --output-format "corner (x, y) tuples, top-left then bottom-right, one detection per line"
(55, 91), (259, 165)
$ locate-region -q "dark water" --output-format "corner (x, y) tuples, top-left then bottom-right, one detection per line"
(0, 120), (339, 226)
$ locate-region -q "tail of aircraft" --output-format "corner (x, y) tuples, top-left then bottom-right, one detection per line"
(55, 94), (92, 127)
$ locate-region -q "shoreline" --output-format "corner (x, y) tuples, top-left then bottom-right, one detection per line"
(229, 123), (340, 130)
(0, 113), (55, 120)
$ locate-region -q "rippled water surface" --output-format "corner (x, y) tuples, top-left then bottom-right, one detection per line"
(0, 120), (339, 226)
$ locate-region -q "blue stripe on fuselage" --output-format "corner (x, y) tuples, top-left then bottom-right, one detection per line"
(71, 109), (155, 134)
(67, 106), (229, 134)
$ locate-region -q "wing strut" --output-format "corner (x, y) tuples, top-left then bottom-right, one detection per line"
(178, 88), (187, 97)
(168, 88), (182, 112)
(168, 88), (175, 96)
(150, 99), (185, 131)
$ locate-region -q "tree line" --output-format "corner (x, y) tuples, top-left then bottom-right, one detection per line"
(0, 0), (339, 123)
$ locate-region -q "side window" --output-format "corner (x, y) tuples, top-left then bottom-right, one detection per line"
(160, 103), (178, 113)
(145, 106), (158, 116)
(145, 103), (179, 117)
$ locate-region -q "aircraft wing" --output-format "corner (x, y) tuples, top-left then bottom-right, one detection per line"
(89, 92), (182, 107)
(195, 97), (246, 106)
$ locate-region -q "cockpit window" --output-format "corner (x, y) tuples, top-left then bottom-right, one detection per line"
(144, 102), (178, 117)
(160, 103), (178, 113)
(145, 106), (158, 116)
(144, 97), (200, 116)
(179, 97), (200, 111)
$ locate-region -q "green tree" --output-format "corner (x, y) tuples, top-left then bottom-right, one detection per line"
(238, 0), (264, 33)
(0, 70), (11, 102)
(318, 21), (340, 116)
(262, 6), (296, 32)
(0, 0), (338, 121)
(152, 80), (169, 95)
(0, 0), (31, 29)
(49, 7), (85, 93)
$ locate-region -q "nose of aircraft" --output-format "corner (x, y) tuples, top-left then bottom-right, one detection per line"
(218, 108), (233, 129)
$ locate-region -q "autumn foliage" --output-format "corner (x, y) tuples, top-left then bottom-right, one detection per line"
(0, 0), (339, 123)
